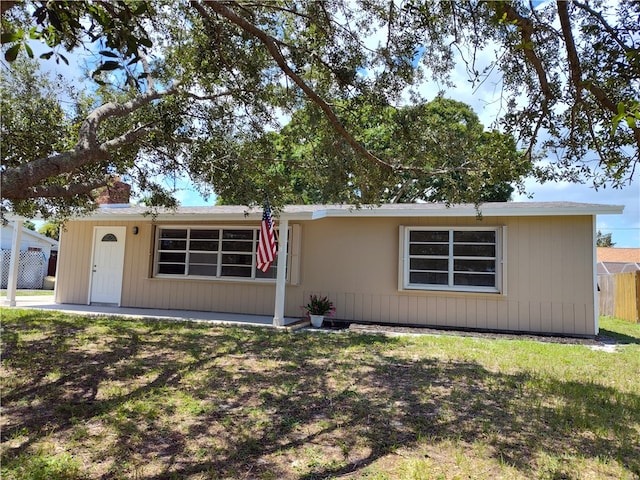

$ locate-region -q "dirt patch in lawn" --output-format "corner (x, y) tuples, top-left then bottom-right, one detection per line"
(343, 322), (622, 346)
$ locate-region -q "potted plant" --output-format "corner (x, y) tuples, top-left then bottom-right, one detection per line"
(303, 294), (335, 328)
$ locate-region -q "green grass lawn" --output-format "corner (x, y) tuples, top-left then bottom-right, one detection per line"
(0, 290), (54, 296)
(1, 310), (639, 480)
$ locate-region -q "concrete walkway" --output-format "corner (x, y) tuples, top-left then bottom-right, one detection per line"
(2, 294), (304, 329)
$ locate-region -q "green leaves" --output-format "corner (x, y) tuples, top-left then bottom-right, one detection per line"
(1, 31), (23, 44)
(3, 1), (154, 72)
(213, 97), (527, 206)
(1, 0), (637, 215)
(98, 61), (122, 72)
(4, 44), (21, 62)
(2, 30), (28, 62)
(99, 50), (119, 58)
(612, 101), (640, 135)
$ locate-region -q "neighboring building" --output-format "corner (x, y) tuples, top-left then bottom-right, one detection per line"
(597, 247), (640, 274)
(51, 202), (623, 337)
(0, 222), (59, 289)
(596, 247), (640, 322)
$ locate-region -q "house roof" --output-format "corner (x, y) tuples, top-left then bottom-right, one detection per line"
(1, 223), (59, 248)
(597, 262), (640, 275)
(597, 247), (640, 263)
(62, 201), (624, 222)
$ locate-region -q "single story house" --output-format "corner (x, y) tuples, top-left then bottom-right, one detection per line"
(597, 247), (640, 274)
(1, 222), (59, 289)
(51, 201), (623, 337)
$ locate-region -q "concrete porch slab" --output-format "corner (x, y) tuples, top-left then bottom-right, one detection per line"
(2, 295), (303, 329)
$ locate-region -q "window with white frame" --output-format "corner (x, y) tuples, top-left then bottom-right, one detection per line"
(155, 227), (286, 281)
(402, 227), (502, 293)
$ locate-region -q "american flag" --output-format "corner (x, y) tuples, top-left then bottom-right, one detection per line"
(256, 202), (277, 272)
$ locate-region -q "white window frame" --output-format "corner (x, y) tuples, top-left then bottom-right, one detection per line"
(154, 225), (292, 283)
(400, 226), (504, 294)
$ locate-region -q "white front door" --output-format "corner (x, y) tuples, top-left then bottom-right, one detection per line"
(89, 226), (126, 305)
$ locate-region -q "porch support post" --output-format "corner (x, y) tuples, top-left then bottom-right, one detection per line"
(6, 220), (23, 307)
(273, 217), (289, 327)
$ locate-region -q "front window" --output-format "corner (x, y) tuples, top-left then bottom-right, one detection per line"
(155, 227), (283, 281)
(403, 227), (501, 293)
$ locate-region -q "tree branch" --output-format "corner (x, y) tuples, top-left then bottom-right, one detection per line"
(76, 81), (180, 150)
(183, 90), (233, 101)
(556, 1), (583, 101)
(7, 179), (109, 201)
(0, 1), (20, 15)
(139, 49), (155, 92)
(194, 0), (396, 172)
(556, 1), (640, 149)
(498, 2), (552, 103)
(1, 150), (109, 201)
(1, 81), (181, 201)
(490, 2), (551, 161)
(572, 0), (632, 53)
(100, 124), (155, 150)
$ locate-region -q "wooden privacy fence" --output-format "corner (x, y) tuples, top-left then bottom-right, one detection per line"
(598, 271), (640, 322)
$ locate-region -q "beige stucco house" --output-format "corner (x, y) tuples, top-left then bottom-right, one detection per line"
(54, 202), (623, 337)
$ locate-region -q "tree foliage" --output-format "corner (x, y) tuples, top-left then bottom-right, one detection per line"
(37, 221), (61, 241)
(214, 97), (529, 205)
(1, 0), (638, 219)
(596, 230), (616, 247)
(1, 59), (107, 218)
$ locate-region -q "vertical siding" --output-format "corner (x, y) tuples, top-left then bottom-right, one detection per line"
(57, 221), (134, 304)
(297, 215), (596, 336)
(58, 213), (597, 336)
(56, 222), (93, 304)
(59, 220), (282, 315)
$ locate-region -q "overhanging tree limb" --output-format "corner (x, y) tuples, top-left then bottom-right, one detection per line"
(196, 1), (471, 177)
(1, 81), (180, 200)
(492, 1), (550, 160)
(572, 0), (632, 53)
(9, 180), (110, 201)
(556, 0), (640, 150)
(76, 82), (179, 150)
(195, 0), (397, 173)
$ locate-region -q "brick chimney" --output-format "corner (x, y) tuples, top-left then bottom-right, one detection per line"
(95, 176), (131, 206)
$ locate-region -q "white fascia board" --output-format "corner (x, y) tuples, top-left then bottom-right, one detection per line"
(73, 210), (315, 222)
(42, 202), (627, 223)
(478, 204), (625, 217)
(312, 204), (625, 219)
